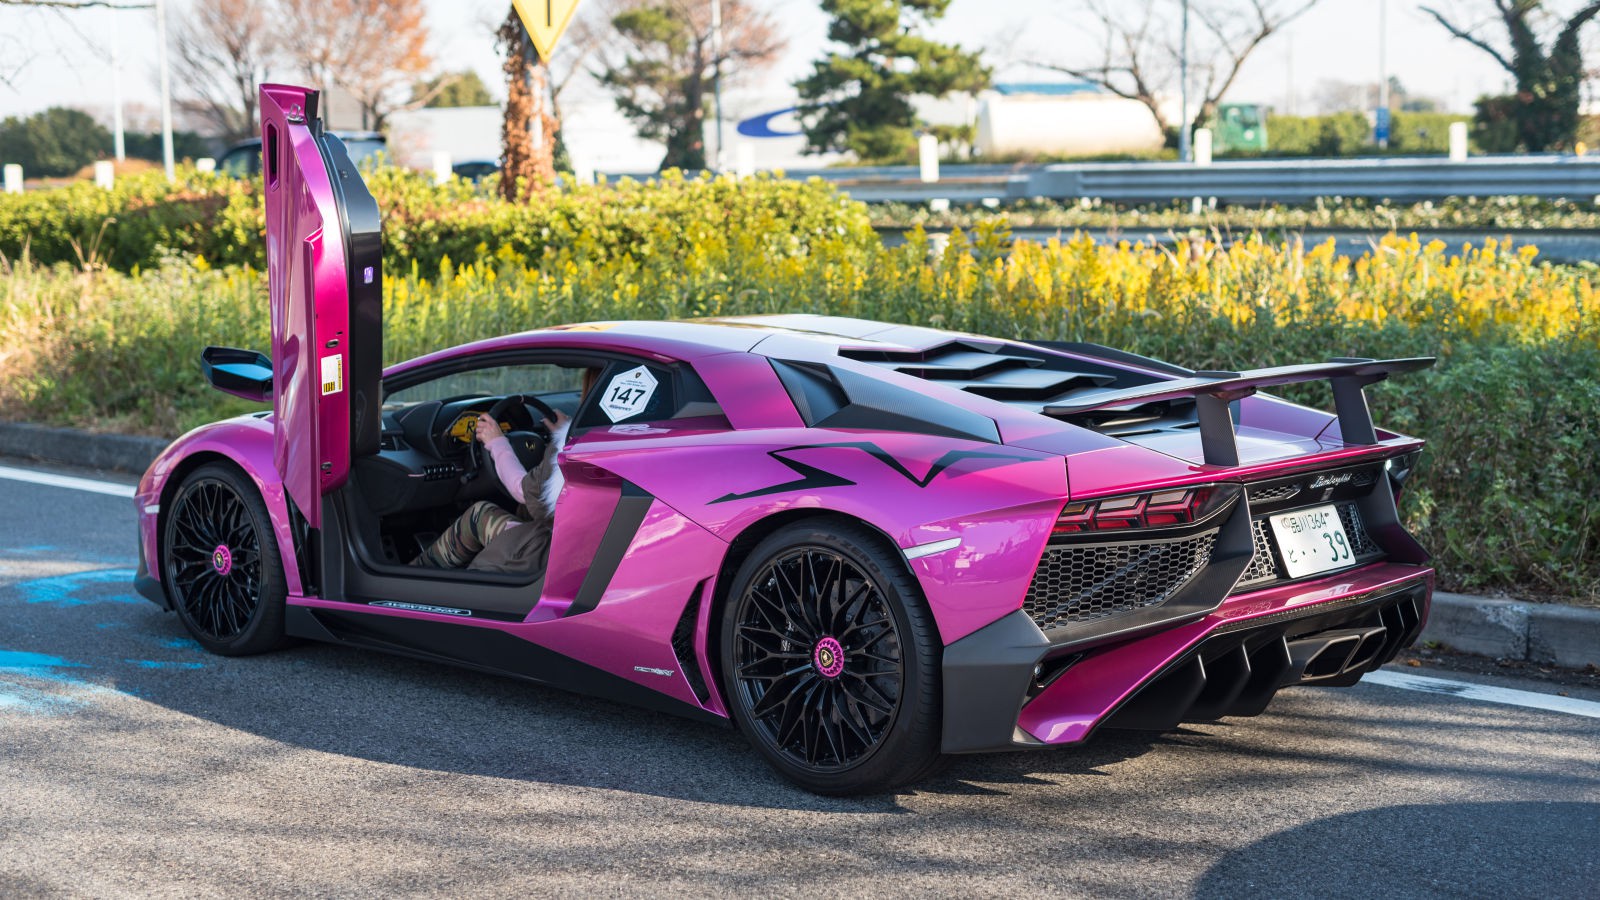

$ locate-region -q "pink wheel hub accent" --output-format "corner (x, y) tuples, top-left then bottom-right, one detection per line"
(211, 544), (233, 576)
(813, 636), (845, 679)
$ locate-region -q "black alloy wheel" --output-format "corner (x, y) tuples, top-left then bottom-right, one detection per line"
(163, 462), (288, 656)
(722, 518), (942, 795)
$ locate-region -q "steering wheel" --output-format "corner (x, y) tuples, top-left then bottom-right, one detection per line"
(477, 393), (560, 474)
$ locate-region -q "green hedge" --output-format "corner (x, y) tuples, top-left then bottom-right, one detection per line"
(18, 164), (1600, 284)
(0, 167), (877, 275)
(0, 171), (259, 271)
(1378, 345), (1600, 592)
(1253, 112), (1472, 157)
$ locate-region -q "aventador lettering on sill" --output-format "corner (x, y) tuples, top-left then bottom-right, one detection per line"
(710, 442), (1032, 504)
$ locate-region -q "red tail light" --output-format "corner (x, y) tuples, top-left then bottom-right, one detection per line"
(1053, 486), (1223, 536)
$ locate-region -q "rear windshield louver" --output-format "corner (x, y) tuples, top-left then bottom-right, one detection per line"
(840, 340), (1129, 405)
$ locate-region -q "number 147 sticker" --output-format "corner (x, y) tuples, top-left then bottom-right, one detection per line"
(599, 366), (659, 422)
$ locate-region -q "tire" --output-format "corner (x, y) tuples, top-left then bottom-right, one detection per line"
(719, 518), (943, 795)
(162, 462), (290, 656)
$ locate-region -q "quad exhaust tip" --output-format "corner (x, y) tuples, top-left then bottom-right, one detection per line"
(1290, 626), (1389, 683)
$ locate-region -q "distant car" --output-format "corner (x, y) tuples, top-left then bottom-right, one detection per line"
(135, 84), (1440, 795)
(451, 160), (500, 183)
(216, 131), (386, 178)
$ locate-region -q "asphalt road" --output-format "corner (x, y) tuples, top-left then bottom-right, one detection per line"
(2, 461), (1597, 899)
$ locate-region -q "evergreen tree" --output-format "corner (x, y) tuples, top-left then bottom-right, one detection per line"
(796, 0), (989, 162)
(413, 70), (495, 108)
(0, 108), (110, 178)
(597, 0), (782, 172)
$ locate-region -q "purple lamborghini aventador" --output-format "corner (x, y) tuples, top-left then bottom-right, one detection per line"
(133, 85), (1436, 794)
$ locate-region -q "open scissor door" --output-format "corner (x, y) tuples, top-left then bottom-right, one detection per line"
(259, 84), (383, 529)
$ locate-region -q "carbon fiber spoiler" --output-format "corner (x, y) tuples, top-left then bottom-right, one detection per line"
(1043, 357), (1435, 466)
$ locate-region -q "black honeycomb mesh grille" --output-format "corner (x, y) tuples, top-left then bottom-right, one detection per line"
(1024, 532), (1218, 631)
(1239, 519), (1277, 584)
(1339, 503), (1383, 557)
(1234, 500), (1385, 592)
(1249, 484), (1302, 504)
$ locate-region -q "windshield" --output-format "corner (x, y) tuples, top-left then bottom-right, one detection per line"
(383, 364), (589, 410)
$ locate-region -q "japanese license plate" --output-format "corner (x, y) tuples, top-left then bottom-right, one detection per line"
(1269, 504), (1356, 579)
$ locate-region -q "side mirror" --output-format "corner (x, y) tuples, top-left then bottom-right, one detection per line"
(202, 346), (273, 403)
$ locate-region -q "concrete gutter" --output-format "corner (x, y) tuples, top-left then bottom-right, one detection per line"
(1422, 593), (1599, 670)
(0, 420), (169, 475)
(2, 419), (1596, 669)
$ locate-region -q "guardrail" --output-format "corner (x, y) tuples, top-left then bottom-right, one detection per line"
(602, 155), (1600, 205)
(877, 226), (1600, 264)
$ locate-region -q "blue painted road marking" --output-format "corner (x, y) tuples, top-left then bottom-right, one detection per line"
(0, 650), (98, 715)
(15, 568), (141, 607)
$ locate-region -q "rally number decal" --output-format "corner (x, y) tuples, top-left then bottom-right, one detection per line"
(599, 366), (659, 422)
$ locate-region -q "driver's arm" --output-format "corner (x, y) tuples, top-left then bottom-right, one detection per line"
(475, 414), (529, 504)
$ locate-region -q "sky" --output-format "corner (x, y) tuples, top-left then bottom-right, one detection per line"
(0, 0), (1514, 126)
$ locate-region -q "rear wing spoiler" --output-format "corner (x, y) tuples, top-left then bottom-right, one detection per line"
(1044, 357), (1435, 466)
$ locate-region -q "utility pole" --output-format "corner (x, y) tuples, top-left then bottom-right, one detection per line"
(1284, 29), (1294, 117)
(711, 0), (726, 171)
(155, 0), (175, 180)
(1376, 0), (1390, 149)
(107, 9), (126, 162)
(1179, 0), (1191, 162)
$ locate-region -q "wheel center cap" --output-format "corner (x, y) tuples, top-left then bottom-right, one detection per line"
(211, 544), (233, 576)
(813, 637), (845, 679)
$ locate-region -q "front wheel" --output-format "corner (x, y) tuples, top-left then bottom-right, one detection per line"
(720, 519), (943, 795)
(162, 462), (289, 656)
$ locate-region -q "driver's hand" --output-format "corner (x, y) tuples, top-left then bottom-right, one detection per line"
(543, 408), (570, 433)
(474, 413), (507, 446)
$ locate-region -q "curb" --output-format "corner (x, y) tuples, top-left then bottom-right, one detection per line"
(2, 420), (1596, 669)
(1421, 592), (1600, 670)
(0, 420), (170, 475)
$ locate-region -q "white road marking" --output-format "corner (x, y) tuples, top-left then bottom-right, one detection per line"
(1367, 669), (1600, 719)
(0, 465), (136, 499)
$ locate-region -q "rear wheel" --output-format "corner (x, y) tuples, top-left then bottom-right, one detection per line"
(720, 519), (942, 795)
(162, 462), (289, 656)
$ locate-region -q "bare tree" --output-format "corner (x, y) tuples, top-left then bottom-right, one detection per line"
(0, 1), (151, 7)
(0, 33), (37, 88)
(548, 0), (620, 127)
(0, 0), (151, 89)
(171, 0), (275, 141)
(337, 0), (432, 129)
(1037, 0), (1322, 136)
(276, 0), (434, 130)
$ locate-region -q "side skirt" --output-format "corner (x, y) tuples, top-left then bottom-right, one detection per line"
(321, 490), (548, 621)
(284, 604), (728, 726)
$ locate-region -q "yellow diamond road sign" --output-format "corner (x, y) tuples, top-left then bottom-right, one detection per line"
(513, 0), (585, 60)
